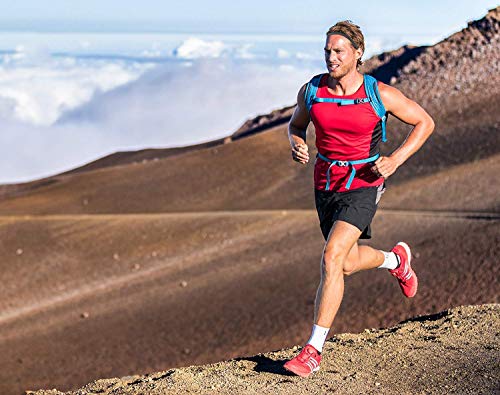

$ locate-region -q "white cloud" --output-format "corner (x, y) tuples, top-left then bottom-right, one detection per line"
(59, 58), (315, 146)
(235, 43), (256, 59)
(172, 38), (262, 60)
(1, 56), (318, 184)
(277, 48), (290, 58)
(295, 51), (313, 60)
(173, 37), (227, 59)
(0, 46), (153, 125)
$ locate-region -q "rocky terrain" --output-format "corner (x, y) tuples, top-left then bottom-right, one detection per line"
(28, 304), (500, 395)
(362, 6), (500, 110)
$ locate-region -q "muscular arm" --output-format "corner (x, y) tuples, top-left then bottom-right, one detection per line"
(373, 83), (435, 178)
(288, 84), (311, 164)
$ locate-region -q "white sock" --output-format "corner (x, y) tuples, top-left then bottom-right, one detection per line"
(306, 324), (330, 352)
(377, 251), (400, 270)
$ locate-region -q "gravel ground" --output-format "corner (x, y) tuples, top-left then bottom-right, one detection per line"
(29, 304), (500, 395)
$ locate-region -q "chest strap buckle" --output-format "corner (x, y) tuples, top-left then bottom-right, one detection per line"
(316, 152), (380, 190)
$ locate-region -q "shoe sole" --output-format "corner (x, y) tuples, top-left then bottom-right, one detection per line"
(283, 365), (320, 377)
(396, 241), (418, 298)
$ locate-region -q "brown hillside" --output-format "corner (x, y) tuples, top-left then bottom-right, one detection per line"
(390, 6), (500, 113)
(360, 44), (428, 83)
(0, 128), (498, 215)
(1, 208), (498, 394)
(59, 138), (229, 177)
(367, 5), (500, 179)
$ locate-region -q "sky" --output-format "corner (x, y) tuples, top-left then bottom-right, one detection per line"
(1, 0), (498, 36)
(0, 1), (497, 184)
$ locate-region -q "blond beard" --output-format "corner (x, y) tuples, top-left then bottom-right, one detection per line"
(328, 60), (359, 80)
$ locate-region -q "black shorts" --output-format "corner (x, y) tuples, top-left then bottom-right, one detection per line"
(314, 183), (386, 240)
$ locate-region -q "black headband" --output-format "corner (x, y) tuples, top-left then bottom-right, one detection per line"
(326, 31), (360, 49)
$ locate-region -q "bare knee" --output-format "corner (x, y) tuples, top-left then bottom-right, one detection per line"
(342, 243), (360, 276)
(322, 248), (347, 278)
(342, 256), (357, 276)
(323, 248), (356, 277)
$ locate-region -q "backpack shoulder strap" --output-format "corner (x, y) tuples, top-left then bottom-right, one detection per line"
(363, 74), (388, 142)
(304, 73), (324, 112)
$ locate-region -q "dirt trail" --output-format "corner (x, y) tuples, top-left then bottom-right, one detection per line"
(28, 304), (500, 395)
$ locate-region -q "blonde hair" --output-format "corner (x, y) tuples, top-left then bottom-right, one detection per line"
(326, 20), (365, 67)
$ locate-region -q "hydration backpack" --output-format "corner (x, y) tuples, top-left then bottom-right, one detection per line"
(304, 73), (387, 142)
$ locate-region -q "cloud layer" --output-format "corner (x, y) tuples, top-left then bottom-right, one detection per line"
(1, 39), (319, 184)
(0, 45), (152, 126)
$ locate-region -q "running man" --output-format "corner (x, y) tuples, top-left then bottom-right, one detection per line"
(284, 20), (435, 377)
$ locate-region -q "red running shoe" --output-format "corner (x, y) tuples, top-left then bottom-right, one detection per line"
(389, 242), (418, 298)
(283, 344), (321, 377)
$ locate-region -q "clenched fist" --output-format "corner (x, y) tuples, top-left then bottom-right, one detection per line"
(291, 143), (309, 164)
(371, 156), (399, 179)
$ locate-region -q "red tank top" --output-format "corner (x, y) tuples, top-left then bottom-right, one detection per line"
(311, 74), (385, 192)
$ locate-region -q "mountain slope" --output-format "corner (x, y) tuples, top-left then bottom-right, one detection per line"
(1, 208), (498, 394)
(0, 131), (498, 215)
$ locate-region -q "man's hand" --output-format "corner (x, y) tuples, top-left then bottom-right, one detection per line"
(371, 156), (399, 179)
(291, 143), (309, 164)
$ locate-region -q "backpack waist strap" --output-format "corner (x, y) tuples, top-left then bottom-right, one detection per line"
(316, 152), (380, 190)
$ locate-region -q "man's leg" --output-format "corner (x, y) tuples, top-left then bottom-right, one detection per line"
(313, 220), (362, 327)
(342, 243), (385, 275)
(313, 230), (403, 323)
(342, 240), (418, 298)
(342, 241), (402, 276)
(310, 223), (400, 346)
(284, 219), (361, 377)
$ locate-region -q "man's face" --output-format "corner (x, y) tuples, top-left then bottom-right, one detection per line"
(324, 35), (361, 79)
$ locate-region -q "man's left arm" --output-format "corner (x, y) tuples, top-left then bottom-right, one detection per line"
(372, 83), (435, 178)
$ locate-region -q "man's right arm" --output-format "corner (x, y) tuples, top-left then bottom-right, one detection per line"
(288, 83), (311, 164)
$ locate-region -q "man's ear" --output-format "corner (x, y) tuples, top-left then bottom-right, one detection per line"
(355, 47), (363, 61)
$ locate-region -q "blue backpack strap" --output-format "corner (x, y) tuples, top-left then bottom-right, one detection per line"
(304, 74), (323, 112)
(314, 97), (371, 105)
(363, 74), (387, 142)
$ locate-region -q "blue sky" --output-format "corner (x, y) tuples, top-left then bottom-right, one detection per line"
(1, 0), (498, 36)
